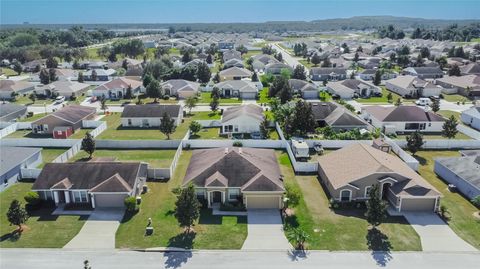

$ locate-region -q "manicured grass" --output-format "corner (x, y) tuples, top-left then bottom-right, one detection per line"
(69, 128), (96, 139)
(299, 59), (314, 68)
(12, 96), (54, 106)
(395, 132), (472, 140)
(0, 181), (86, 248)
(105, 98), (178, 105)
(257, 87), (271, 104)
(71, 149), (176, 168)
(357, 87), (401, 104)
(437, 110), (461, 121)
(198, 92), (241, 104)
(96, 113), (190, 140)
(86, 47), (101, 60)
(190, 128), (226, 139)
(443, 94), (469, 103)
(5, 130), (50, 139)
(412, 150), (480, 250)
(277, 151), (421, 251)
(169, 48), (180, 55)
(115, 150), (248, 249)
(38, 148), (68, 168)
(1, 67), (18, 76)
(242, 50), (262, 60)
(18, 113), (47, 122)
(190, 111), (221, 120)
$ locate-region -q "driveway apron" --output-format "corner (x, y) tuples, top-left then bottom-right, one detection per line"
(242, 209), (291, 250)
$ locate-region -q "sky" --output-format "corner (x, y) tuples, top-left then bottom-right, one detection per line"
(1, 0), (479, 24)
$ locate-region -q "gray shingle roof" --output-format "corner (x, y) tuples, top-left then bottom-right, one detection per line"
(436, 156), (480, 189)
(33, 105), (96, 125)
(0, 147), (42, 176)
(221, 104), (263, 123)
(121, 104), (181, 118)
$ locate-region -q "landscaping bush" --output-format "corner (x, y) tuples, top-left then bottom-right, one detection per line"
(24, 191), (40, 206)
(124, 197), (138, 212)
(163, 95), (170, 100)
(316, 127), (373, 140)
(220, 202), (246, 212)
(233, 141), (243, 147)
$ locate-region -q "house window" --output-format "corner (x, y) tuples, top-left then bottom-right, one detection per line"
(43, 124), (48, 131)
(42, 191), (54, 200)
(224, 125), (233, 133)
(365, 186), (372, 198)
(128, 119), (132, 126)
(195, 189), (205, 199)
(73, 191), (88, 203)
(228, 189), (240, 200)
(405, 123), (420, 130)
(142, 119), (149, 127)
(234, 125), (238, 132)
(340, 190), (351, 202)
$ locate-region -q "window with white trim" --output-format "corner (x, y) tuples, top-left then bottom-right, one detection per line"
(340, 190), (351, 202)
(228, 189), (240, 200)
(73, 191), (88, 203)
(365, 186), (372, 198)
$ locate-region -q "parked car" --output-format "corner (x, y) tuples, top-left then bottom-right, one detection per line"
(415, 98), (432, 106)
(55, 96), (65, 104)
(251, 132), (262, 139)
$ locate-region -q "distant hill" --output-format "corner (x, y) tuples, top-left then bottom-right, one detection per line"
(2, 16), (479, 33)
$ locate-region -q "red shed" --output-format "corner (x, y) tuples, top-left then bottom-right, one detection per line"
(53, 126), (73, 139)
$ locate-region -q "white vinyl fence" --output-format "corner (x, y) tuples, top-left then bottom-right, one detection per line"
(52, 141), (82, 163)
(96, 139), (181, 149)
(20, 168), (42, 179)
(385, 136), (420, 171)
(458, 125), (480, 140)
(196, 120), (222, 128)
(0, 138), (79, 148)
(276, 123), (318, 173)
(394, 139), (480, 150)
(0, 122), (17, 138)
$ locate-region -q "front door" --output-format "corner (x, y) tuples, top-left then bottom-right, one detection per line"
(212, 191), (222, 203)
(382, 183), (392, 200)
(224, 89), (231, 97)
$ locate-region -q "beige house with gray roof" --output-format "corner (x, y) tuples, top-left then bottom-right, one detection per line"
(318, 143), (441, 212)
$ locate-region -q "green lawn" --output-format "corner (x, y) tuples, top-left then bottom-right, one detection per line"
(12, 96), (54, 106)
(86, 47), (102, 60)
(169, 48), (180, 55)
(198, 92), (241, 104)
(1, 67), (18, 76)
(258, 87), (271, 104)
(395, 132), (471, 140)
(190, 128), (226, 139)
(412, 150), (480, 250)
(115, 150), (248, 249)
(96, 113), (190, 140)
(69, 128), (96, 139)
(299, 59), (314, 68)
(437, 110), (461, 121)
(0, 181), (86, 248)
(70, 149), (176, 168)
(242, 50), (262, 60)
(357, 87), (401, 104)
(190, 111), (221, 120)
(442, 94), (470, 103)
(278, 151), (421, 251)
(6, 128), (95, 139)
(38, 148), (68, 168)
(18, 113), (47, 122)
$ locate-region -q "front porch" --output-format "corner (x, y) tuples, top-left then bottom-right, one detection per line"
(37, 189), (100, 209)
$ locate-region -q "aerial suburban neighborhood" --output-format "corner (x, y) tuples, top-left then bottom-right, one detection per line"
(0, 1), (479, 268)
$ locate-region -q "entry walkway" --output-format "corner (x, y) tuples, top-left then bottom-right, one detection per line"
(242, 209), (291, 250)
(404, 212), (477, 252)
(63, 208), (124, 249)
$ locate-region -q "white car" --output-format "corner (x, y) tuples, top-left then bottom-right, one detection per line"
(415, 98), (432, 106)
(55, 96), (65, 104)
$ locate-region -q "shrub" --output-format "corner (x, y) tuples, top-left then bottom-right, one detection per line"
(124, 197), (138, 212)
(471, 196), (480, 208)
(233, 141), (243, 147)
(163, 95), (170, 100)
(24, 191), (40, 206)
(220, 202), (246, 212)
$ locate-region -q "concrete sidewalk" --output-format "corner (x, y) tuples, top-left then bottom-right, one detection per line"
(63, 208), (124, 249)
(404, 212), (477, 252)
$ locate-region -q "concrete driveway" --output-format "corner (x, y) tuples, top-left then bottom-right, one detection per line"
(241, 209), (291, 250)
(63, 208), (124, 249)
(404, 212), (477, 252)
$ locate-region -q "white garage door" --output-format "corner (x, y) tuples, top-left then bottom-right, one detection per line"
(246, 196), (281, 209)
(94, 194), (128, 208)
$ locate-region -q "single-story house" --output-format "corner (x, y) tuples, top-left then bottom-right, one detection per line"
(93, 77), (144, 99)
(309, 67), (347, 82)
(221, 104), (263, 134)
(218, 67), (252, 81)
(461, 106), (480, 131)
(385, 75), (443, 98)
(0, 80), (35, 100)
(121, 104), (183, 127)
(35, 81), (90, 98)
(79, 61), (107, 70)
(434, 155), (480, 200)
(0, 103), (27, 122)
(318, 143), (441, 212)
(214, 80), (258, 99)
(288, 79), (319, 99)
(83, 68), (116, 81)
(250, 54), (279, 72)
(161, 79), (200, 99)
(183, 147), (285, 209)
(32, 105), (96, 136)
(23, 60), (45, 72)
(358, 69), (397, 81)
(32, 162), (148, 208)
(311, 102), (369, 130)
(223, 58), (245, 69)
(435, 75), (480, 97)
(265, 62), (293, 76)
(223, 50), (242, 62)
(326, 79), (381, 99)
(402, 67), (443, 79)
(1, 147), (42, 189)
(218, 42), (235, 51)
(460, 62), (480, 76)
(362, 105), (444, 134)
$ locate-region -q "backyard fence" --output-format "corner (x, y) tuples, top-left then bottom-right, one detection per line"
(0, 138), (79, 148)
(95, 139), (181, 149)
(52, 141), (82, 163)
(394, 139), (480, 150)
(0, 122), (17, 138)
(385, 136), (420, 171)
(20, 168), (42, 179)
(196, 120), (222, 128)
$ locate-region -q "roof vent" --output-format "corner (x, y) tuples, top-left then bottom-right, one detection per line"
(224, 148), (228, 154)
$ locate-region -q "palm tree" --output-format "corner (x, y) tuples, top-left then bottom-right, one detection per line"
(287, 228), (310, 250)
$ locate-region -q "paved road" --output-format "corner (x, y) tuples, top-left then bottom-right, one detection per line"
(242, 209), (291, 250)
(1, 249), (479, 269)
(271, 43), (306, 71)
(404, 213), (477, 252)
(63, 209), (124, 249)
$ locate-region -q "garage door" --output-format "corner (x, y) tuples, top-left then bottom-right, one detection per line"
(94, 194), (128, 208)
(246, 196), (280, 209)
(401, 198), (436, 212)
(303, 91), (318, 99)
(240, 92), (257, 100)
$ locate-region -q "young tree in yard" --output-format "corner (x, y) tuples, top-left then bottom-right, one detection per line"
(288, 100), (315, 136)
(28, 93), (36, 104)
(387, 92), (393, 103)
(310, 53), (321, 66)
(6, 200), (29, 232)
(125, 85), (133, 100)
(394, 97), (402, 106)
(13, 61), (23, 75)
(431, 98), (440, 112)
(146, 79), (162, 103)
(259, 117), (270, 139)
(373, 70), (382, 86)
(174, 184), (200, 233)
(91, 69), (97, 81)
(159, 112), (176, 140)
(39, 68), (50, 84)
(46, 57), (58, 68)
(275, 52), (283, 62)
(81, 132), (95, 159)
(292, 65), (306, 80)
(448, 64), (461, 76)
(288, 228), (310, 251)
(196, 62), (211, 83)
(49, 68), (57, 82)
(189, 121), (202, 136)
(365, 184), (387, 228)
(182, 51), (193, 64)
(211, 87), (221, 99)
(442, 115), (459, 139)
(185, 96), (197, 114)
(78, 71), (84, 83)
(284, 183), (301, 210)
(206, 54), (213, 64)
(406, 131), (424, 156)
(210, 96), (219, 112)
(213, 73), (220, 83)
(251, 71), (259, 82)
(100, 98), (108, 114)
